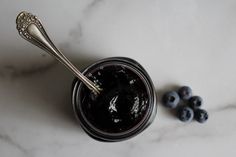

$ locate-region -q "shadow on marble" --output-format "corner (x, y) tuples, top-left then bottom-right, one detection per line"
(31, 54), (100, 131)
(1, 48), (100, 134)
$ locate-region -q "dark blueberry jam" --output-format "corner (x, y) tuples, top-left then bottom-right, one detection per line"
(80, 64), (149, 133)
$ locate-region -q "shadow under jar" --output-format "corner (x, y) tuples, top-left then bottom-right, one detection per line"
(72, 57), (157, 142)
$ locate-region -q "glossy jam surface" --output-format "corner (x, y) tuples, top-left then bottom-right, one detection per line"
(79, 64), (149, 133)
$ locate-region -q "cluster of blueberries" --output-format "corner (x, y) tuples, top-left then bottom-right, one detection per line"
(162, 86), (209, 123)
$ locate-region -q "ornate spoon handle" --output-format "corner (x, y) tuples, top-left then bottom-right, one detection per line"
(16, 11), (101, 94)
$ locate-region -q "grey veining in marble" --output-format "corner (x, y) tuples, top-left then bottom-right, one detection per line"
(0, 0), (236, 157)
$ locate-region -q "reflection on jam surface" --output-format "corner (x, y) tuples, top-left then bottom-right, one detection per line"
(80, 64), (149, 133)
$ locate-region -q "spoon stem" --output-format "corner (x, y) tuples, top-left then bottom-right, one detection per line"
(16, 11), (100, 94)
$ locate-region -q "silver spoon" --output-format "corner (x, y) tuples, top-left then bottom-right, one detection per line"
(16, 11), (101, 94)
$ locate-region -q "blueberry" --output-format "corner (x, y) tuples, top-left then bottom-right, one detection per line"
(178, 106), (194, 122)
(162, 91), (180, 108)
(194, 109), (208, 123)
(178, 86), (192, 100)
(189, 96), (203, 110)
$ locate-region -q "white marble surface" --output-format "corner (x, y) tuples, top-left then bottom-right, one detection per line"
(0, 0), (236, 156)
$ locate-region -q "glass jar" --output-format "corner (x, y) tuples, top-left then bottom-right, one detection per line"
(71, 57), (157, 142)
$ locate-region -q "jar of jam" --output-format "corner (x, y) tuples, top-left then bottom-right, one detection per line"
(72, 57), (157, 142)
